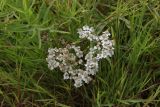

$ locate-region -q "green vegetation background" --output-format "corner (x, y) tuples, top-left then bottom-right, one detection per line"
(0, 0), (160, 106)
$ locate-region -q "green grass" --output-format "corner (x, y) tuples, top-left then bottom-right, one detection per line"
(0, 0), (160, 106)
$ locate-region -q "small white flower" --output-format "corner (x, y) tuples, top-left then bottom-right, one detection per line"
(82, 25), (94, 33)
(71, 45), (83, 58)
(74, 78), (83, 88)
(78, 59), (83, 64)
(103, 30), (111, 36)
(63, 72), (69, 80)
(77, 25), (95, 40)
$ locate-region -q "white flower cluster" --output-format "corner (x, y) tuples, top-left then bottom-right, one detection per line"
(46, 25), (115, 88)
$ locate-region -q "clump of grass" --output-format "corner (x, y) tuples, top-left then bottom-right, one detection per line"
(0, 0), (160, 106)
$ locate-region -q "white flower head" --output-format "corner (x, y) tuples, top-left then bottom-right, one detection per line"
(46, 25), (115, 88)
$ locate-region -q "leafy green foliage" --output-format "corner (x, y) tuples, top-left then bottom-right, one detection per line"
(0, 0), (160, 106)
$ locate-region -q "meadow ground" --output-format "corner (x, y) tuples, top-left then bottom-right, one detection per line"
(0, 0), (160, 107)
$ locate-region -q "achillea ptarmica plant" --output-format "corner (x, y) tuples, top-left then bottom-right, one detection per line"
(46, 25), (115, 88)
